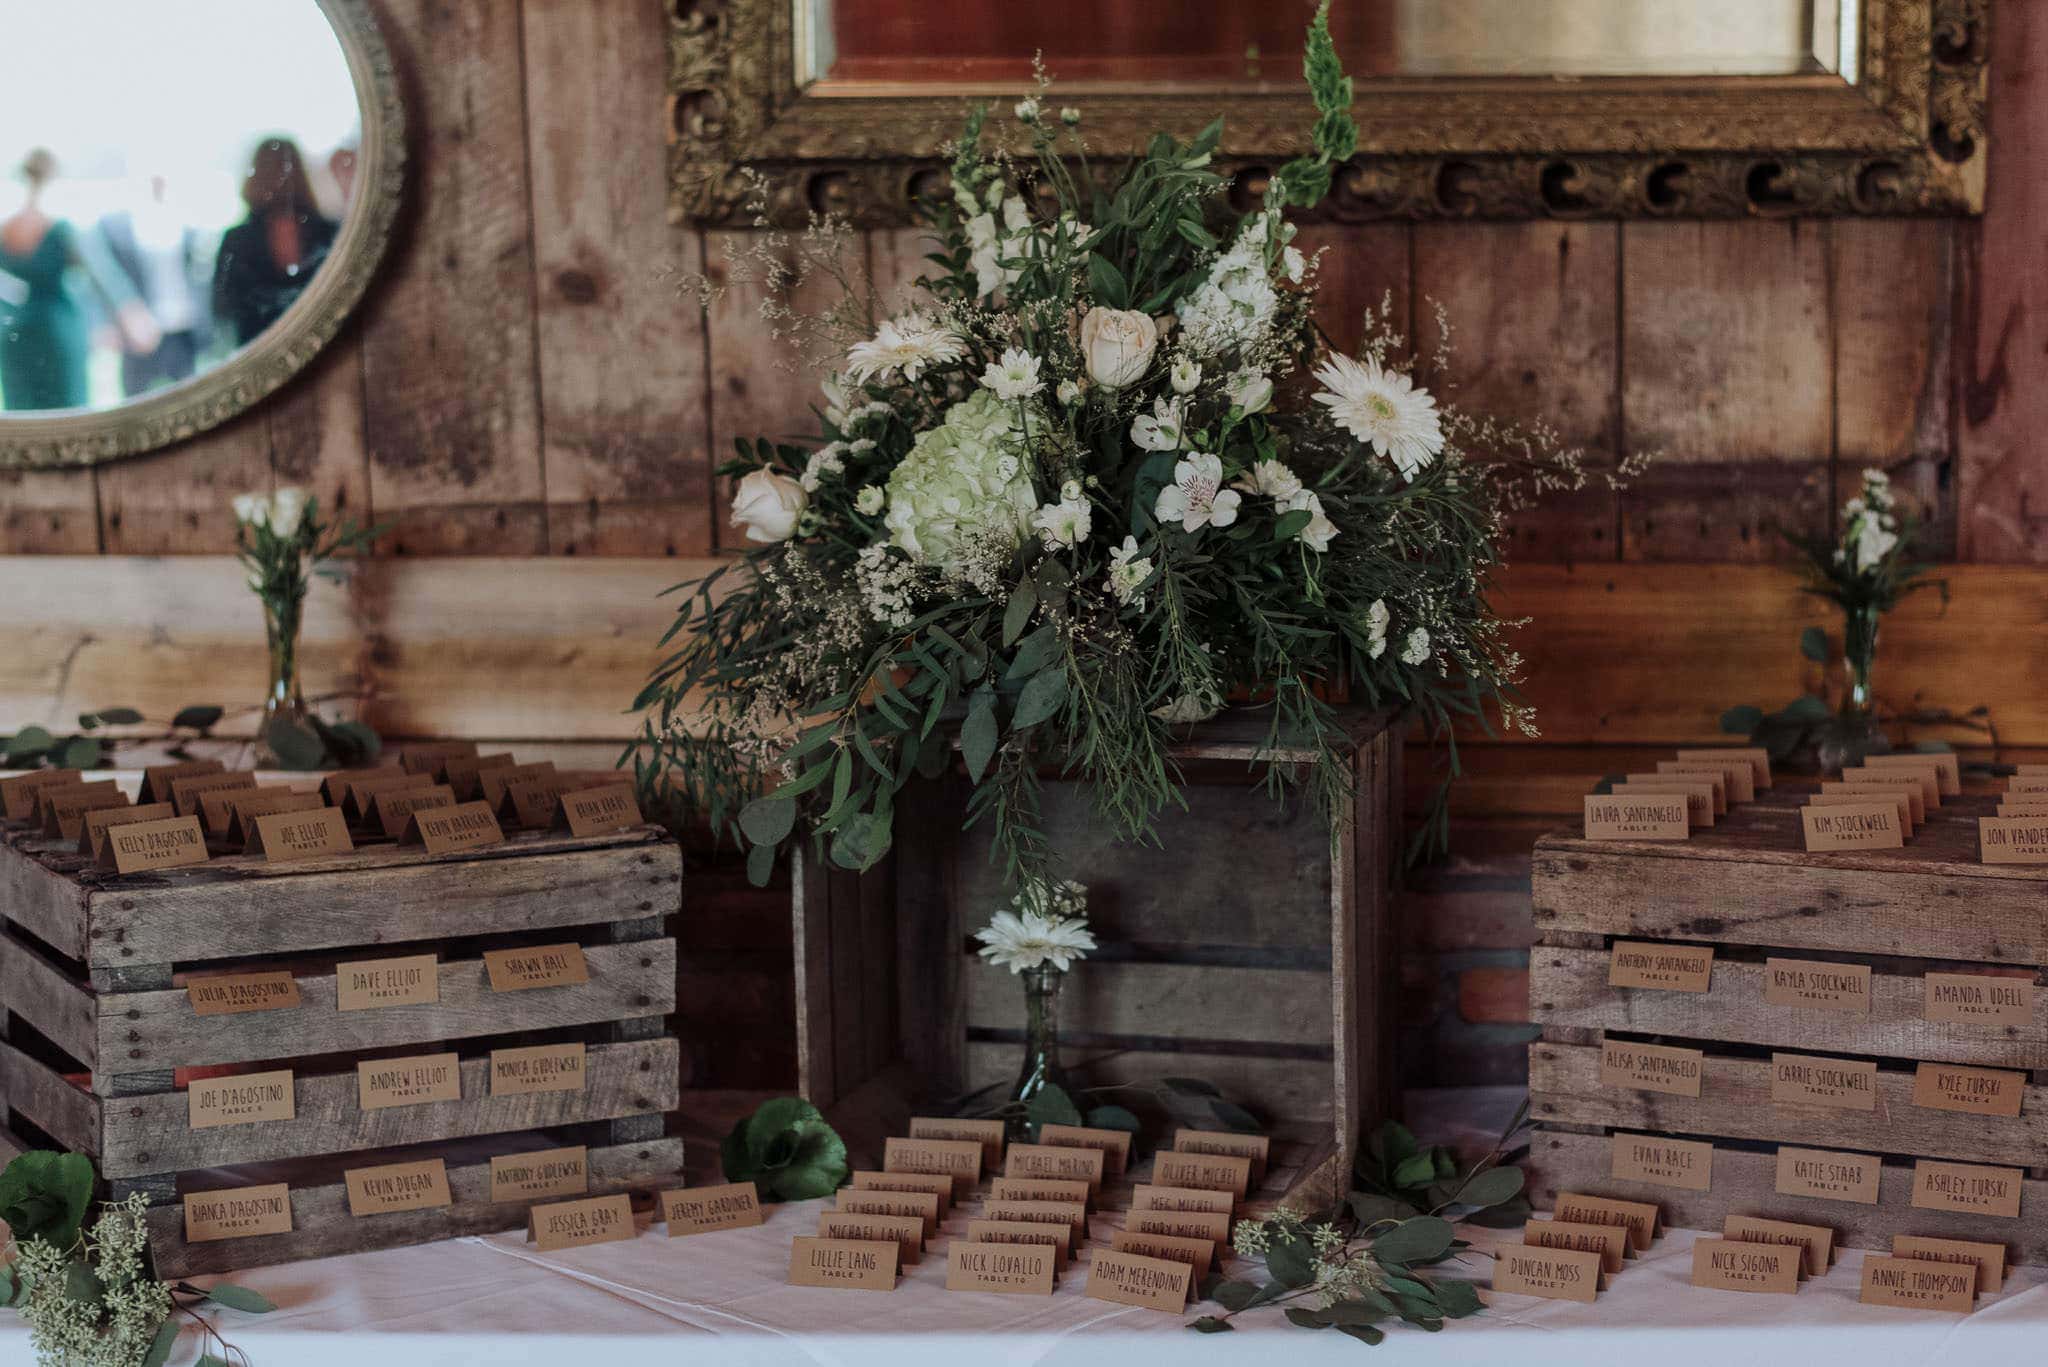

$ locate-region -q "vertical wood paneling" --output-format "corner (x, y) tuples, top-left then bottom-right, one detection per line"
(360, 0), (545, 555)
(524, 0), (714, 558)
(1297, 223), (1410, 358)
(1414, 222), (1620, 564)
(0, 469), (100, 553)
(1957, 0), (2048, 563)
(1619, 220), (1832, 561)
(267, 331), (373, 530)
(96, 415), (273, 553)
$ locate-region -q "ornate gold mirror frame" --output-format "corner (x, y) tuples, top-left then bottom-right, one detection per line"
(0, 0), (404, 470)
(667, 0), (1986, 227)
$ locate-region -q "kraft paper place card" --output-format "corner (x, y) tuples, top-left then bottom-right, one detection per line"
(1132, 1183), (1236, 1216)
(1769, 1053), (1878, 1112)
(1084, 1248), (1190, 1310)
(1174, 1129), (1272, 1178)
(1690, 1238), (1798, 1295)
(1128, 1207), (1231, 1245)
(1492, 1243), (1601, 1303)
(1925, 971), (2035, 1026)
(490, 1041), (587, 1096)
(1860, 1255), (1975, 1313)
(1002, 1141), (1101, 1192)
(200, 784), (273, 837)
(1583, 793), (1688, 841)
(1819, 779), (1924, 826)
(973, 1218), (1074, 1269)
(947, 1241), (1056, 1296)
(183, 1184), (293, 1244)
(221, 790), (325, 847)
(1655, 761), (1727, 812)
(347, 1159), (453, 1217)
(1669, 755), (1756, 804)
(1800, 801), (1904, 852)
(1866, 751), (1962, 797)
(498, 774), (570, 830)
(492, 1147), (591, 1204)
(1764, 958), (1872, 1013)
(789, 1236), (898, 1291)
(99, 815), (207, 873)
(1840, 764), (1939, 809)
(1677, 746), (1773, 789)
(1608, 940), (1714, 992)
(852, 1169), (953, 1215)
(1775, 1146), (1881, 1205)
(336, 952), (439, 1010)
(187, 969), (300, 1017)
(1152, 1150), (1252, 1200)
(1551, 1193), (1659, 1251)
(1109, 1228), (1213, 1276)
(375, 783), (457, 838)
(399, 740), (479, 775)
(1039, 1122), (1134, 1176)
(908, 1115), (1007, 1168)
(659, 1181), (761, 1235)
(557, 785), (643, 837)
(42, 782), (126, 840)
(981, 1198), (1087, 1240)
(1523, 1219), (1625, 1276)
(991, 1176), (1090, 1210)
(1599, 1039), (1704, 1098)
(77, 801), (173, 857)
(1810, 787), (1916, 833)
(250, 806), (353, 862)
(1911, 1062), (2026, 1118)
(138, 758), (224, 804)
(2010, 775), (2048, 795)
(403, 800), (506, 854)
(1892, 1235), (2005, 1294)
(1609, 781), (1714, 829)
(482, 942), (589, 992)
(342, 771), (434, 824)
(1611, 1133), (1712, 1191)
(529, 1193), (636, 1252)
(357, 1052), (461, 1110)
(1981, 817), (2048, 865)
(835, 1189), (940, 1239)
(322, 765), (399, 806)
(1, 770), (84, 822)
(819, 1211), (923, 1265)
(1999, 801), (2048, 818)
(169, 771), (256, 819)
(1724, 1215), (1834, 1278)
(189, 1070), (295, 1130)
(479, 761), (559, 809)
(444, 752), (519, 800)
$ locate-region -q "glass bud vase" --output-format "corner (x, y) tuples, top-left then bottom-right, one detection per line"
(1818, 602), (1890, 772)
(1006, 965), (1071, 1141)
(255, 598), (311, 766)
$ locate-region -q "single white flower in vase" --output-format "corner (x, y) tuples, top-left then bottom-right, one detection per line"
(975, 881), (1095, 1138)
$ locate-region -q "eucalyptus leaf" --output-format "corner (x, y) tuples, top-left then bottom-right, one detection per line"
(172, 704), (225, 730)
(744, 841), (777, 888)
(1798, 625), (1830, 662)
(1084, 1104), (1142, 1134)
(1719, 704), (1764, 734)
(1025, 1083), (1083, 1132)
(1209, 1280), (1262, 1312)
(738, 796), (797, 847)
(1348, 1193), (1417, 1226)
(94, 707), (144, 725)
(1456, 1164), (1525, 1207)
(1780, 694), (1832, 723)
(1001, 581), (1038, 647)
(1009, 668), (1069, 730)
(961, 691), (999, 783)
(1392, 1152), (1437, 1188)
(1188, 1316), (1235, 1333)
(58, 735), (103, 770)
(1265, 1235), (1318, 1289)
(1161, 1077), (1221, 1097)
(1208, 1098), (1261, 1133)
(1372, 1216), (1456, 1265)
(264, 718), (325, 770)
(1337, 1324), (1386, 1346)
(1434, 1279), (1484, 1318)
(5, 725), (52, 762)
(204, 1283), (276, 1313)
(1004, 624), (1063, 681)
(1461, 1195), (1533, 1229)
(1284, 1307), (1332, 1330)
(327, 720), (382, 765)
(138, 1317), (180, 1367)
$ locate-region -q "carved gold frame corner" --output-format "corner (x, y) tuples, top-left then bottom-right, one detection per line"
(0, 0), (405, 470)
(665, 0), (1987, 228)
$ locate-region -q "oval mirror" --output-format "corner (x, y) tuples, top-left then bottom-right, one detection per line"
(0, 0), (402, 467)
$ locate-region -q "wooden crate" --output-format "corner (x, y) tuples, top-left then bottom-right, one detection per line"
(793, 707), (1405, 1212)
(0, 799), (684, 1275)
(1526, 785), (2048, 1258)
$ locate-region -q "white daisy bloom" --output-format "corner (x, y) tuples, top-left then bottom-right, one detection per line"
(1170, 357), (1201, 394)
(1312, 353), (1444, 482)
(981, 347), (1046, 401)
(846, 312), (970, 384)
(1153, 452), (1242, 533)
(974, 907), (1096, 974)
(1401, 626), (1432, 666)
(1014, 97), (1041, 124)
(1031, 497), (1092, 550)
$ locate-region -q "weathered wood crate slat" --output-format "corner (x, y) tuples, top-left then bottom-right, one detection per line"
(1528, 787), (2048, 1259)
(794, 707), (1405, 1213)
(0, 804), (683, 1276)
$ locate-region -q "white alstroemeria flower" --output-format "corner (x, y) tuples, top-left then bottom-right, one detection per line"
(981, 347), (1045, 401)
(1130, 396), (1188, 452)
(1031, 497), (1092, 550)
(1170, 357), (1201, 394)
(1283, 490), (1339, 552)
(799, 444), (846, 493)
(975, 907), (1096, 974)
(855, 485), (885, 516)
(846, 312), (969, 384)
(1235, 459), (1302, 502)
(1228, 371), (1274, 416)
(1852, 520), (1900, 573)
(1365, 599), (1390, 659)
(1106, 534), (1153, 606)
(1313, 353), (1444, 482)
(231, 492), (267, 527)
(1153, 452), (1242, 533)
(1056, 378), (1083, 407)
(821, 374), (852, 428)
(1401, 626), (1432, 666)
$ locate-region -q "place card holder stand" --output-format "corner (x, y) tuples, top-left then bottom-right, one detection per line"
(0, 787), (680, 1277)
(1525, 780), (2048, 1267)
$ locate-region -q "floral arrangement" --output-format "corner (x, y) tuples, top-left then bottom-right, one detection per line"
(633, 4), (1603, 892)
(974, 879), (1096, 973)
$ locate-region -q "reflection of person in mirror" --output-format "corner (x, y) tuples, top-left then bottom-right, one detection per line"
(99, 176), (214, 397)
(213, 138), (339, 348)
(0, 148), (161, 411)
(328, 146), (359, 211)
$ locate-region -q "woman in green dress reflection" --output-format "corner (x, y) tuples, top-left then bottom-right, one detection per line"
(0, 148), (159, 411)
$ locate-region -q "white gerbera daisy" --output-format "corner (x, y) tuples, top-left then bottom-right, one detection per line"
(981, 348), (1046, 401)
(846, 312), (969, 384)
(1312, 353), (1444, 482)
(974, 907), (1097, 974)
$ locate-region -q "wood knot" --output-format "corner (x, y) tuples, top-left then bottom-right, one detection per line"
(555, 268), (600, 304)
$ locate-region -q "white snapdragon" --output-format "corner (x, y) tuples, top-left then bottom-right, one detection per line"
(1170, 357), (1201, 394)
(981, 347), (1046, 401)
(1401, 627), (1432, 665)
(1106, 534), (1153, 606)
(1153, 452), (1241, 532)
(1130, 395), (1188, 452)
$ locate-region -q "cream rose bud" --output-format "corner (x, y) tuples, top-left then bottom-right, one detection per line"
(729, 469), (808, 543)
(1229, 372), (1273, 415)
(1079, 307), (1158, 389)
(1170, 357), (1201, 394)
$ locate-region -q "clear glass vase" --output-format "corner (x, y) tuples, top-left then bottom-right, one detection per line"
(1818, 602), (1889, 772)
(255, 597), (310, 766)
(1006, 965), (1071, 1141)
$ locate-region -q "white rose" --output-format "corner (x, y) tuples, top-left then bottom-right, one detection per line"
(729, 469), (808, 544)
(231, 492), (267, 527)
(1079, 307), (1158, 389)
(269, 487), (307, 538)
(1056, 379), (1083, 407)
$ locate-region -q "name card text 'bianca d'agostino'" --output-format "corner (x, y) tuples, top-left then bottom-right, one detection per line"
(789, 1237), (899, 1291)
(186, 969), (300, 1017)
(183, 1184), (294, 1243)
(1607, 941), (1713, 993)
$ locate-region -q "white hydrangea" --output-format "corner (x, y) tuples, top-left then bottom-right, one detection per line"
(882, 390), (1041, 576)
(1175, 210), (1283, 357)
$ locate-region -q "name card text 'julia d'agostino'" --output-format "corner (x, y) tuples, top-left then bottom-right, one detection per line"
(1763, 958), (1871, 1013)
(336, 953), (440, 1010)
(1981, 817), (2048, 864)
(1611, 1133), (1712, 1191)
(1492, 1243), (1601, 1303)
(183, 1184), (294, 1243)
(482, 943), (589, 992)
(1583, 794), (1688, 841)
(1600, 1039), (1703, 1097)
(187, 969), (300, 1017)
(1608, 941), (1714, 993)
(660, 1181), (762, 1236)
(789, 1237), (898, 1291)
(1801, 802), (1904, 852)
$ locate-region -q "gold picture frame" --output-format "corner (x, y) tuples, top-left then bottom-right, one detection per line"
(0, 0), (406, 470)
(666, 0), (1987, 227)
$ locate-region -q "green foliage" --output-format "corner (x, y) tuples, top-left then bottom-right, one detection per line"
(0, 1150), (96, 1250)
(719, 1097), (851, 1201)
(3, 701), (235, 773)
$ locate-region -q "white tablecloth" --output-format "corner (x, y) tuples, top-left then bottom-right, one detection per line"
(5, 1090), (2043, 1365)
